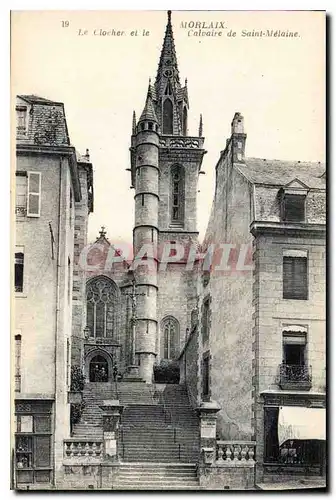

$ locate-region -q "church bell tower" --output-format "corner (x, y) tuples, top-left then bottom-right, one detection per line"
(130, 11), (206, 383)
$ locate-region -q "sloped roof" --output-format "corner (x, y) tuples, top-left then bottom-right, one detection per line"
(237, 158), (326, 189)
(18, 94), (64, 106)
(139, 86), (158, 123)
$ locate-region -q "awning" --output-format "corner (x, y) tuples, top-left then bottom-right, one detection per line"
(278, 406), (326, 446)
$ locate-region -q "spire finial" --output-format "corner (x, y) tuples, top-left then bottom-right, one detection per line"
(99, 226), (106, 238)
(199, 114), (203, 137)
(132, 110), (136, 134)
(147, 80), (152, 99)
(167, 10), (171, 22)
(185, 77), (188, 86)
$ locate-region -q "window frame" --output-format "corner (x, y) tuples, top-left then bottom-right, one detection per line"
(282, 255), (308, 300)
(27, 172), (42, 218)
(161, 316), (179, 360)
(15, 172), (27, 218)
(202, 296), (211, 343)
(281, 193), (306, 222)
(202, 351), (210, 400)
(16, 106), (28, 135)
(15, 250), (24, 294)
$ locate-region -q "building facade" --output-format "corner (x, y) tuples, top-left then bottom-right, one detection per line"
(13, 95), (93, 488)
(186, 111), (326, 486)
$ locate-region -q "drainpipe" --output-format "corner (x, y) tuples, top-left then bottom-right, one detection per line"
(53, 157), (63, 485)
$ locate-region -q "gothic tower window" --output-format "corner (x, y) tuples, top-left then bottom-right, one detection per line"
(86, 276), (119, 339)
(161, 316), (180, 359)
(163, 98), (173, 134)
(171, 165), (184, 224)
(183, 106), (188, 135)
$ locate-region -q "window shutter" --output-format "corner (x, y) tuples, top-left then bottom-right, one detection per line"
(27, 172), (41, 217)
(283, 256), (308, 299)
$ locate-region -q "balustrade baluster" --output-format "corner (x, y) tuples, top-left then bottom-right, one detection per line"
(217, 445), (224, 463)
(233, 445), (239, 461)
(225, 445), (232, 462)
(241, 445), (248, 462)
(248, 446), (255, 461)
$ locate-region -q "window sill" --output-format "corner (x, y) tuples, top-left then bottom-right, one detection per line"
(282, 297), (308, 301)
(15, 293), (27, 298)
(279, 382), (312, 391)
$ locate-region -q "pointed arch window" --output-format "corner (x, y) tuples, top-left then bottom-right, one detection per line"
(183, 106), (188, 135)
(162, 316), (180, 359)
(171, 165), (184, 224)
(163, 98), (173, 134)
(86, 277), (118, 339)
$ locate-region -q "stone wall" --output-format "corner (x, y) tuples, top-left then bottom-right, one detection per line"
(201, 149), (254, 440)
(199, 464), (255, 490)
(71, 165), (90, 367)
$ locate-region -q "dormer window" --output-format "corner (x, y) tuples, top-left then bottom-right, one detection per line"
(280, 179), (309, 223)
(16, 106), (27, 135)
(282, 194), (306, 222)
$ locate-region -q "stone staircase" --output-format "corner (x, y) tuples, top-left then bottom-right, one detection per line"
(113, 463), (199, 490)
(71, 382), (200, 489)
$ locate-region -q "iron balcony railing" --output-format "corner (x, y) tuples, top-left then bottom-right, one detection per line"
(279, 363), (312, 389)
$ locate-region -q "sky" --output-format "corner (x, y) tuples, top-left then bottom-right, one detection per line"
(11, 10), (325, 245)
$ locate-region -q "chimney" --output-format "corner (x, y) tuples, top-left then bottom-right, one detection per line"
(230, 112), (246, 163)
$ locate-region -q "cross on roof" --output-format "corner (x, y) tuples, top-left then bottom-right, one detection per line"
(99, 226), (106, 238)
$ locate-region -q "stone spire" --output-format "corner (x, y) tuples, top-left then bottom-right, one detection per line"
(139, 83), (158, 124)
(155, 10), (180, 96)
(199, 114), (203, 137)
(132, 110), (136, 134)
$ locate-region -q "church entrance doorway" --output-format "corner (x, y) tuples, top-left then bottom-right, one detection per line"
(89, 355), (109, 382)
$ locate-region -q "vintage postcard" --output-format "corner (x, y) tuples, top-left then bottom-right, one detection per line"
(11, 10), (326, 491)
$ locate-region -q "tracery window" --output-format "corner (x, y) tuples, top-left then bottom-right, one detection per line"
(162, 316), (179, 360)
(86, 277), (118, 338)
(171, 165), (184, 224)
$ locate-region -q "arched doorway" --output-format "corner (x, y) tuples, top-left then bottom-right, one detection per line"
(89, 355), (109, 382)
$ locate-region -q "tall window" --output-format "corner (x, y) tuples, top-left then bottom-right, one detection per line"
(280, 330), (311, 389)
(16, 107), (27, 135)
(14, 402), (52, 485)
(283, 254), (308, 300)
(202, 297), (211, 343)
(183, 106), (188, 135)
(171, 165), (184, 224)
(27, 172), (41, 217)
(15, 251), (24, 293)
(86, 277), (118, 338)
(202, 353), (210, 400)
(16, 173), (27, 218)
(163, 99), (173, 134)
(162, 316), (179, 359)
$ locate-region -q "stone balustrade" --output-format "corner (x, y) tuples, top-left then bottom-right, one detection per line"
(159, 136), (204, 149)
(216, 441), (256, 464)
(64, 439), (103, 462)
